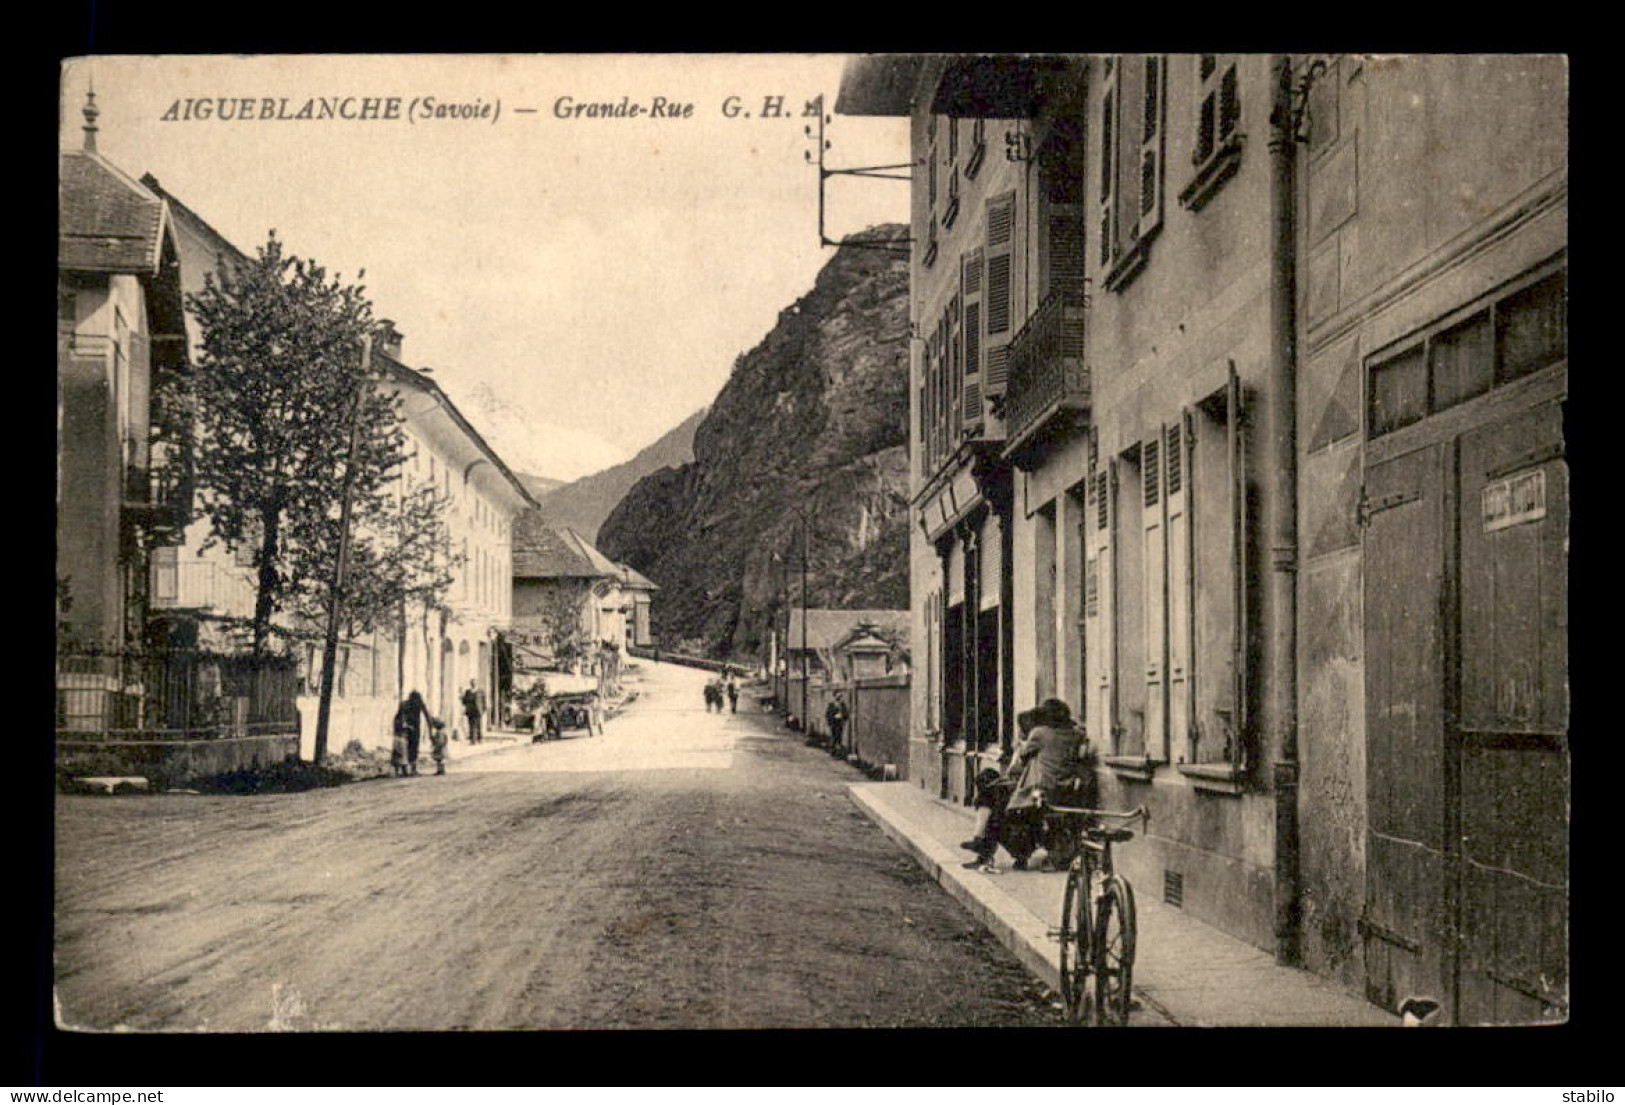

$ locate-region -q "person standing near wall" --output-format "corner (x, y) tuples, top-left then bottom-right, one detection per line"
(461, 680), (484, 745)
(825, 691), (850, 756)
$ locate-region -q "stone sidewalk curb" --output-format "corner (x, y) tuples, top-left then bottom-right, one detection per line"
(848, 780), (1401, 1028)
(846, 781), (1096, 1016)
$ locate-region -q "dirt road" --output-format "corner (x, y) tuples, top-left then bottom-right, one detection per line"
(54, 661), (1064, 1030)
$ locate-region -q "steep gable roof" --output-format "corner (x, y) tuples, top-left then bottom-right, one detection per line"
(512, 511), (621, 580)
(786, 609), (910, 655)
(59, 150), (167, 274)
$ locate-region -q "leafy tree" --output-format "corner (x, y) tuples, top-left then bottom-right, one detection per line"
(525, 582), (592, 665)
(186, 231), (446, 655)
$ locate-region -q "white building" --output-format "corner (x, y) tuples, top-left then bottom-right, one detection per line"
(145, 182), (536, 756)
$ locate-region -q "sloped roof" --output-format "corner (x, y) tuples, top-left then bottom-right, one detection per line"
(512, 512), (623, 580)
(617, 564), (659, 591)
(375, 352), (537, 509)
(786, 609), (910, 655)
(59, 150), (167, 274)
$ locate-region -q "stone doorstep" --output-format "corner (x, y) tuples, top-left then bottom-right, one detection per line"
(847, 781), (1400, 1029)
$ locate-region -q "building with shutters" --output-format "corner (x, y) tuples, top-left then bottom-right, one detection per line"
(141, 181), (537, 754)
(839, 53), (1566, 1023)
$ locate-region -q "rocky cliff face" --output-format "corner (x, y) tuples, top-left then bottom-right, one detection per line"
(596, 226), (910, 660)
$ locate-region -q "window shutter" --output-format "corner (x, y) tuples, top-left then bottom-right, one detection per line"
(1098, 62), (1121, 266)
(1142, 432), (1168, 761)
(1138, 54), (1167, 240)
(1102, 457), (1119, 751)
(127, 331), (152, 480)
(1115, 59), (1143, 249)
(1166, 416), (1193, 763)
(1227, 364), (1249, 773)
(985, 191), (1016, 407)
(962, 250), (984, 434)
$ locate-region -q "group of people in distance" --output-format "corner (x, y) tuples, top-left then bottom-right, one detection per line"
(703, 673), (739, 713)
(389, 680), (487, 777)
(960, 697), (1098, 874)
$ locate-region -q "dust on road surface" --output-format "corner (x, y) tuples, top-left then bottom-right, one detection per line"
(55, 661), (1065, 1030)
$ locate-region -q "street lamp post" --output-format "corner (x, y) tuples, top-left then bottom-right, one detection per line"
(799, 511), (809, 735)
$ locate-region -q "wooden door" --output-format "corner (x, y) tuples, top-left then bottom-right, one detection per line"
(1362, 441), (1454, 1019)
(1454, 398), (1568, 1023)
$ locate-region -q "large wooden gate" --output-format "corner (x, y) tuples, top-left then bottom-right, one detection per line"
(1361, 377), (1567, 1024)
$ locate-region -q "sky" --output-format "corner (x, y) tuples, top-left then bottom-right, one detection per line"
(59, 54), (911, 482)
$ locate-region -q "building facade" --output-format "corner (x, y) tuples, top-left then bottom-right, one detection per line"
(58, 104), (190, 659)
(143, 183), (536, 754)
(839, 53), (1567, 1024)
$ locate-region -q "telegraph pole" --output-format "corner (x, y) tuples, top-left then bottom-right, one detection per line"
(313, 333), (371, 764)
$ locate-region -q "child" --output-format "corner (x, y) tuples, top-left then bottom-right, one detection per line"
(429, 718), (448, 775)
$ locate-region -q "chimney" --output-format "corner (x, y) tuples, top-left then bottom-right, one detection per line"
(375, 319), (404, 360)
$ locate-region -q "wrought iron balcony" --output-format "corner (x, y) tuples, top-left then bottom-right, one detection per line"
(1002, 291), (1090, 467)
(122, 440), (192, 543)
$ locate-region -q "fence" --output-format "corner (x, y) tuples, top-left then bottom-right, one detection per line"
(795, 673), (911, 779)
(55, 646), (300, 741)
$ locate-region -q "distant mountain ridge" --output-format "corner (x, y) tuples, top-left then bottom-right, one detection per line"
(596, 225), (911, 660)
(526, 407), (705, 544)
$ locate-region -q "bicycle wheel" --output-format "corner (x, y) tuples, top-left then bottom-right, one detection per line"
(1057, 864), (1092, 1024)
(1094, 875), (1137, 1025)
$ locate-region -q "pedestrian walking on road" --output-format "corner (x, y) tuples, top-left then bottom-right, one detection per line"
(726, 678), (739, 714)
(393, 690), (438, 777)
(461, 680), (485, 745)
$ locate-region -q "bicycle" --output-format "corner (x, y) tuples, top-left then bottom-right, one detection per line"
(1045, 804), (1148, 1025)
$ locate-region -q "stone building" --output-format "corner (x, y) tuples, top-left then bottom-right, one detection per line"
(838, 53), (1566, 1023)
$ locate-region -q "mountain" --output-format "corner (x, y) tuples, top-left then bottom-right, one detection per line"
(519, 474), (565, 499)
(596, 225), (911, 661)
(530, 407), (705, 543)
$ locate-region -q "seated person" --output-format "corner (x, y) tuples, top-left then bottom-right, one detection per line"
(963, 699), (1095, 872)
(960, 710), (1036, 871)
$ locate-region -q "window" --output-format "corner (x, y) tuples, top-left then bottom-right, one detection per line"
(966, 118), (987, 178)
(1100, 55), (1167, 292)
(1181, 54), (1244, 212)
(1367, 266), (1567, 438)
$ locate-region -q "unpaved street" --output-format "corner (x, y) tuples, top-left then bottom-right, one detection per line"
(55, 661), (1062, 1030)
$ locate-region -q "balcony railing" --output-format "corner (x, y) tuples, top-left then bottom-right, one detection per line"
(122, 441), (193, 543)
(1003, 290), (1089, 451)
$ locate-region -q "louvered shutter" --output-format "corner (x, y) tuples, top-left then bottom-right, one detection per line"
(1165, 416), (1192, 763)
(1100, 458), (1118, 751)
(1116, 59), (1146, 250)
(1226, 365), (1249, 773)
(1142, 433), (1168, 761)
(1138, 55), (1167, 241)
(1098, 61), (1121, 267)
(962, 251), (983, 435)
(985, 192), (1015, 405)
(957, 292), (980, 434)
(127, 331), (152, 481)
